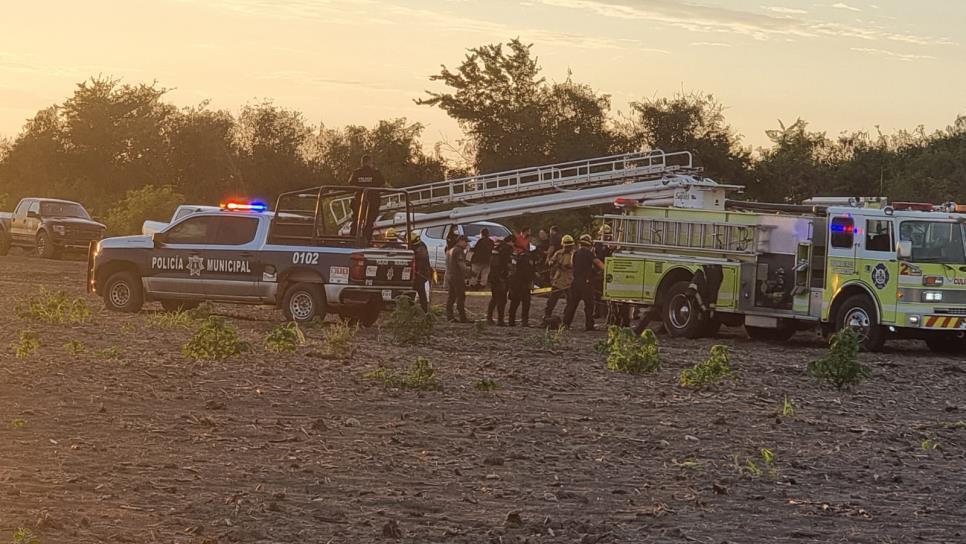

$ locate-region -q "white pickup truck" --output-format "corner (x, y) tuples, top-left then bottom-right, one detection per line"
(142, 205), (220, 235)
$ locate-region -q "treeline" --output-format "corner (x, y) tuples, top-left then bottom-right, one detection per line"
(1, 39), (965, 234)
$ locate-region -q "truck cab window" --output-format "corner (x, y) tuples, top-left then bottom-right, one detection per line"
(424, 225), (447, 239)
(212, 217), (258, 245)
(27, 201), (40, 215)
(15, 200), (30, 215)
(865, 219), (893, 252)
(165, 217), (213, 244)
(830, 217), (854, 249)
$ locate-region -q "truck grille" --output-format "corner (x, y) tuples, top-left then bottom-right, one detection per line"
(935, 308), (966, 316)
(65, 225), (102, 240)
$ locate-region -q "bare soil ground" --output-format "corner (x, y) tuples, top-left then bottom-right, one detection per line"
(1, 254), (965, 543)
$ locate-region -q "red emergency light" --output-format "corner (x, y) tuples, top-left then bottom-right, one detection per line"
(613, 198), (640, 208)
(220, 201), (268, 212)
(892, 202), (934, 212)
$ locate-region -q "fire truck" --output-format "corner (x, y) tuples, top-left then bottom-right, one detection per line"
(600, 190), (966, 353)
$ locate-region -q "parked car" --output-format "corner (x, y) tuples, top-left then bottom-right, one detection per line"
(0, 198), (105, 258)
(142, 205), (220, 235)
(418, 220), (513, 282)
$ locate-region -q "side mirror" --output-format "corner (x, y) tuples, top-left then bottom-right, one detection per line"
(152, 232), (166, 248)
(897, 240), (912, 259)
(26, 210), (40, 219)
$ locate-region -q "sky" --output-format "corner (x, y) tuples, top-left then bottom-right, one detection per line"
(1, 0), (964, 154)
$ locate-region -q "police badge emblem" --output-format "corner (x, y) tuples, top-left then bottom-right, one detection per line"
(187, 255), (204, 277)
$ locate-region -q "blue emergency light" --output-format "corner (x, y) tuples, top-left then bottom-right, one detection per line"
(220, 201), (268, 212)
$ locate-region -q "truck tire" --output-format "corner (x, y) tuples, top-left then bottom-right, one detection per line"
(925, 334), (966, 355)
(36, 230), (56, 259)
(836, 294), (886, 352)
(282, 282), (326, 323)
(661, 281), (708, 339)
(103, 271), (144, 313)
(0, 232), (10, 256)
(745, 325), (796, 342)
(160, 299), (200, 312)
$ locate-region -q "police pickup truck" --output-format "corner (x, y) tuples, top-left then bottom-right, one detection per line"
(87, 186), (416, 325)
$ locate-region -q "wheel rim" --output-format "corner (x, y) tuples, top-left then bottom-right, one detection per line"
(37, 234), (47, 256)
(289, 292), (315, 321)
(668, 293), (693, 330)
(843, 307), (872, 341)
(109, 282), (131, 308)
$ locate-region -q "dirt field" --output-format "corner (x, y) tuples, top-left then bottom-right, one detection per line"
(1, 253), (965, 543)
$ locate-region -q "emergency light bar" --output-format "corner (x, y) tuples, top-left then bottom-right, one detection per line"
(220, 201), (268, 212)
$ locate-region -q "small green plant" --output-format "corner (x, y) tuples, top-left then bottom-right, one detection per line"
(63, 340), (87, 356)
(528, 326), (566, 349)
(365, 357), (442, 391)
(16, 288), (91, 325)
(189, 301), (215, 319)
(182, 316), (249, 361)
(11, 331), (41, 359)
(385, 296), (434, 345)
(264, 322), (306, 353)
(11, 418), (27, 429)
(807, 328), (870, 390)
(93, 346), (120, 361)
(323, 319), (358, 357)
(921, 437), (941, 451)
(148, 309), (197, 329)
(12, 528), (40, 544)
(680, 345), (737, 388)
(781, 395), (795, 418)
(603, 327), (660, 374)
(761, 448), (775, 465)
(474, 377), (498, 391)
(120, 322), (138, 333)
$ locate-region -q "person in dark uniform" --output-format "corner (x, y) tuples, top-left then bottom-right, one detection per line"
(347, 155), (386, 240)
(592, 224), (614, 319)
(445, 235), (471, 322)
(487, 235), (513, 326)
(445, 225), (460, 251)
(563, 234), (605, 331)
(470, 227), (493, 289)
(508, 247), (533, 327)
(410, 230), (432, 313)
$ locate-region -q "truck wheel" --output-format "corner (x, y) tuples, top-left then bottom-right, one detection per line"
(925, 334), (966, 355)
(661, 281), (707, 339)
(745, 325), (796, 342)
(36, 230), (56, 259)
(103, 271), (144, 313)
(160, 299), (200, 312)
(282, 283), (326, 323)
(836, 294), (886, 352)
(0, 233), (10, 256)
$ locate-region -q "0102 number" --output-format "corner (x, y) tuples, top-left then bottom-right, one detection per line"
(292, 252), (320, 265)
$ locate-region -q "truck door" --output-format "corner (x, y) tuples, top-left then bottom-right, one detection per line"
(201, 216), (261, 301)
(11, 200), (34, 244)
(857, 217), (897, 324)
(826, 215), (859, 314)
(145, 216), (214, 298)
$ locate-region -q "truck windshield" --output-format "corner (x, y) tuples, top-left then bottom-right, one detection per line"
(463, 223), (511, 238)
(898, 221), (966, 264)
(40, 202), (90, 219)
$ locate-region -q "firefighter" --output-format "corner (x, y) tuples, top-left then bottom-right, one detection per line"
(410, 230), (431, 313)
(487, 235), (513, 326)
(508, 245), (533, 327)
(445, 235), (471, 322)
(544, 234), (575, 322)
(381, 227), (404, 249)
(347, 155), (386, 240)
(563, 234), (605, 331)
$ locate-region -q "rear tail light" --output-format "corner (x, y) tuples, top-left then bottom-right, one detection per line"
(349, 253), (366, 281)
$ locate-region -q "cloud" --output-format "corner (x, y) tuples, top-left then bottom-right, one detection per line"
(763, 6), (808, 15)
(831, 2), (861, 12)
(851, 47), (935, 61)
(690, 41), (731, 47)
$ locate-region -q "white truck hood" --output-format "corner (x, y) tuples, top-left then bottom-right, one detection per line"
(99, 235), (153, 249)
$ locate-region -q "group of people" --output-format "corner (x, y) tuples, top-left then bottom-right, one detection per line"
(408, 223), (617, 331)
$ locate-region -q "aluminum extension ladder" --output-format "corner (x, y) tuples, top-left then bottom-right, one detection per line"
(600, 213), (768, 256)
(330, 149), (699, 225)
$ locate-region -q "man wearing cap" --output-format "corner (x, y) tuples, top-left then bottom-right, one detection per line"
(544, 234), (575, 322)
(563, 234), (605, 331)
(410, 230), (432, 313)
(445, 235), (471, 322)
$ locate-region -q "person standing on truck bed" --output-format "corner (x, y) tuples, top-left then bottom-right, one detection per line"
(445, 235), (471, 323)
(347, 155), (386, 240)
(410, 230), (432, 313)
(563, 234), (605, 331)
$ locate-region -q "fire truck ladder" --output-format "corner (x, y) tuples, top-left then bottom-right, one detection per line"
(330, 149), (698, 225)
(601, 214), (769, 256)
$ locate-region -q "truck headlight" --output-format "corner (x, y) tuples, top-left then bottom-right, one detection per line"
(52, 225), (66, 235)
(908, 315), (921, 326)
(923, 291), (943, 302)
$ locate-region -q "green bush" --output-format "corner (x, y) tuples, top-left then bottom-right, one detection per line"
(365, 357), (442, 391)
(104, 184), (185, 235)
(324, 319), (358, 357)
(807, 328), (870, 390)
(182, 317), (249, 361)
(680, 345), (737, 388)
(147, 309), (197, 329)
(16, 288), (92, 325)
(11, 331), (41, 359)
(604, 326), (661, 374)
(264, 322), (305, 353)
(13, 528), (41, 544)
(385, 296), (434, 345)
(474, 377), (498, 391)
